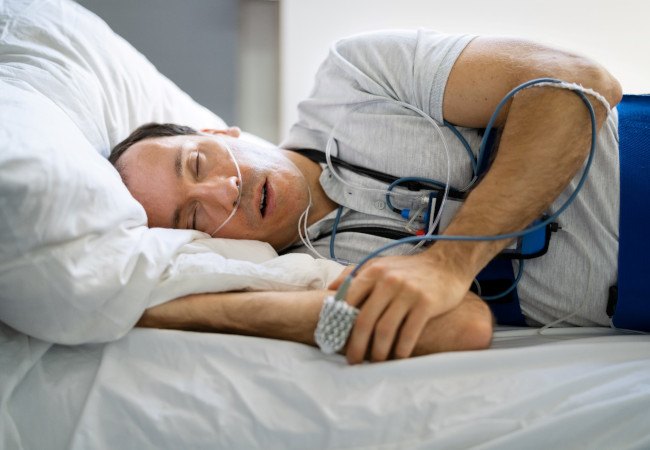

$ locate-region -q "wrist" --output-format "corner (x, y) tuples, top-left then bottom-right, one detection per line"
(427, 198), (519, 278)
(422, 237), (497, 288)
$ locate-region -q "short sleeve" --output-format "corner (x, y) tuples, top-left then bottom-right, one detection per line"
(282, 30), (475, 152)
(332, 30), (475, 121)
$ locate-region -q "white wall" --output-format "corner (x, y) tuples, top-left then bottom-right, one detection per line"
(239, 0), (279, 143)
(280, 0), (649, 138)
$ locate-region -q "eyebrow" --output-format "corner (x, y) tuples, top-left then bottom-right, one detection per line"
(171, 147), (183, 228)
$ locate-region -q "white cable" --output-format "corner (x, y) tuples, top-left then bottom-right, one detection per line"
(537, 227), (592, 334)
(325, 100), (452, 200)
(507, 81), (611, 332)
(297, 186), (329, 260)
(524, 81), (612, 112)
(324, 98), (454, 240)
(316, 80), (606, 262)
(528, 81), (610, 334)
(409, 185), (443, 254)
(209, 135), (243, 236)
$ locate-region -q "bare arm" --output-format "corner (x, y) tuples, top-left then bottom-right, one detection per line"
(436, 36), (622, 273)
(335, 36), (622, 363)
(137, 290), (325, 345)
(136, 289), (493, 358)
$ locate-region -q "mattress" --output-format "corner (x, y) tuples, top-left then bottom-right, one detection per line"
(3, 323), (650, 449)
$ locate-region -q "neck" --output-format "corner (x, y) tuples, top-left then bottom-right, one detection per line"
(282, 149), (339, 225)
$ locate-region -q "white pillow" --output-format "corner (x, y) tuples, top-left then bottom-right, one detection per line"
(0, 0), (342, 344)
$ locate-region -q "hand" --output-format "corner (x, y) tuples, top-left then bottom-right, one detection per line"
(328, 251), (472, 364)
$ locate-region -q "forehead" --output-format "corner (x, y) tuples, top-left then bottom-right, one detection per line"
(130, 134), (199, 156)
(119, 135), (197, 227)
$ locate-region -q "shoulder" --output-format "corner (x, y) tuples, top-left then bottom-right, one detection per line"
(330, 29), (469, 60)
(333, 29), (418, 53)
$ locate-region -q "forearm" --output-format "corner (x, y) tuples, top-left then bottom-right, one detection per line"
(412, 291), (493, 356)
(137, 290), (327, 346)
(428, 86), (611, 281)
(430, 36), (622, 281)
(137, 289), (492, 357)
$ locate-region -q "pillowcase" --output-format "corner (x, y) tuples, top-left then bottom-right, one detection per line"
(0, 0), (342, 344)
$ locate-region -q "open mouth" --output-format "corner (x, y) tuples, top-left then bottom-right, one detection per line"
(259, 181), (268, 217)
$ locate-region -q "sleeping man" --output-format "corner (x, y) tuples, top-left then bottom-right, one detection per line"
(109, 31), (628, 363)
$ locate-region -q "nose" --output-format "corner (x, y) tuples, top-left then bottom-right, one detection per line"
(193, 175), (241, 214)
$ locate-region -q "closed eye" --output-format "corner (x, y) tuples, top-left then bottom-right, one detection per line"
(192, 150), (200, 230)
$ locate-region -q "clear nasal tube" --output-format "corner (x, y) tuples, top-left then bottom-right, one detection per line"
(209, 135), (243, 237)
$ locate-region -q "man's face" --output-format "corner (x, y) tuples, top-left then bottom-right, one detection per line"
(118, 132), (310, 250)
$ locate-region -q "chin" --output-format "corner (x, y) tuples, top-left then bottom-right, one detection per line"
(270, 232), (299, 252)
(270, 240), (289, 253)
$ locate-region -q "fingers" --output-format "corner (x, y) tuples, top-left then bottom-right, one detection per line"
(345, 262), (407, 363)
(346, 289), (429, 364)
(344, 266), (425, 363)
(345, 283), (396, 364)
(327, 265), (356, 290)
(393, 307), (430, 359)
(335, 255), (467, 364)
(368, 300), (410, 362)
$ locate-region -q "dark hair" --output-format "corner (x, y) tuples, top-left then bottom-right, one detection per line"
(108, 122), (198, 165)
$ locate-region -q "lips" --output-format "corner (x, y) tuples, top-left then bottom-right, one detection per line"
(265, 180), (274, 217)
(259, 180), (268, 217)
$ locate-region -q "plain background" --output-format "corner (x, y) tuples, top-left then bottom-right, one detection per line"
(280, 0), (650, 139)
(73, 1), (649, 143)
(75, 0), (280, 142)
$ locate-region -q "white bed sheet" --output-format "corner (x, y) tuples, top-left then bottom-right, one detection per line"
(3, 323), (649, 450)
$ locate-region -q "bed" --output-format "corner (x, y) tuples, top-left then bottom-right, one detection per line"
(4, 324), (650, 449)
(1, 1), (649, 449)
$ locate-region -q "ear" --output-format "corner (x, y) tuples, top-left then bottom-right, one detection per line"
(201, 126), (241, 138)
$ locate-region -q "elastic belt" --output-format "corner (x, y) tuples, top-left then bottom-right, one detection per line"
(611, 94), (650, 331)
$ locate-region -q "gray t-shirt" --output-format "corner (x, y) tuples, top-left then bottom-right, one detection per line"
(281, 30), (620, 327)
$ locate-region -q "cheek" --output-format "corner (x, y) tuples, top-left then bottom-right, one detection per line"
(216, 222), (254, 240)
(233, 150), (273, 168)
